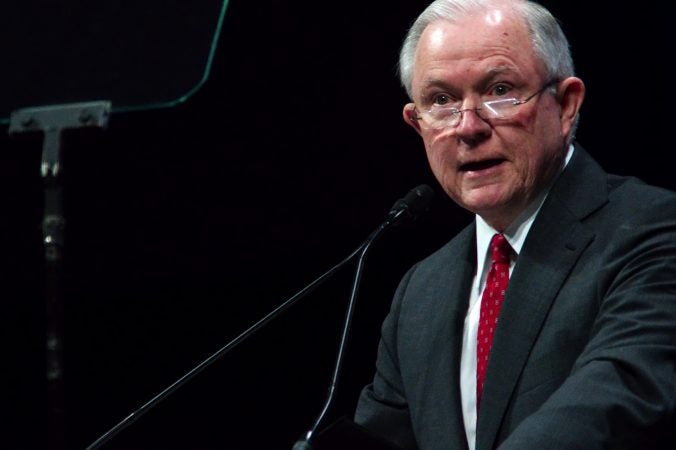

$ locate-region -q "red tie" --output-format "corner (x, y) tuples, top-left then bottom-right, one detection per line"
(476, 233), (511, 409)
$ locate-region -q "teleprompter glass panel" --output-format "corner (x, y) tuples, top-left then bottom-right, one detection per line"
(1, 0), (230, 124)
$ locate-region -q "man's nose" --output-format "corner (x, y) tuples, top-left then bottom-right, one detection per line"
(454, 107), (491, 138)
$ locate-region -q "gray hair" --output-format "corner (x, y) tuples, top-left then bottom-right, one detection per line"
(399, 0), (575, 99)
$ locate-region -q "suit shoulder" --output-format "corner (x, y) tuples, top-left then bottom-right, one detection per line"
(607, 175), (676, 217)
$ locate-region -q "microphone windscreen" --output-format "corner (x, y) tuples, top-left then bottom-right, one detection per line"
(388, 184), (434, 221)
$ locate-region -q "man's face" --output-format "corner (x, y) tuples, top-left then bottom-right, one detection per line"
(404, 8), (581, 230)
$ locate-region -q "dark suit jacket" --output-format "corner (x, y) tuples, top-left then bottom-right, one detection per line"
(354, 144), (676, 449)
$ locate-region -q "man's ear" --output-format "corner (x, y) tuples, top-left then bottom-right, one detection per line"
(403, 103), (423, 135)
(557, 76), (585, 138)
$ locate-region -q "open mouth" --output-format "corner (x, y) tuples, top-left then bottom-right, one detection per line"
(460, 158), (505, 172)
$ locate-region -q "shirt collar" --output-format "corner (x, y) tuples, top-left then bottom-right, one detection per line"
(474, 144), (574, 269)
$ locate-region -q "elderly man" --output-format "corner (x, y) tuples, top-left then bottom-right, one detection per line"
(354, 1), (676, 449)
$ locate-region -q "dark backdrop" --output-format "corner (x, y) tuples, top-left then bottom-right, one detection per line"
(3, 1), (675, 449)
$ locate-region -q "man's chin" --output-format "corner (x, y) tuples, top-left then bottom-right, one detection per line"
(459, 188), (512, 214)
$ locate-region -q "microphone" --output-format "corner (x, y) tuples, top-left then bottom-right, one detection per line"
(86, 185), (434, 450)
(387, 184), (435, 225)
(293, 184), (434, 449)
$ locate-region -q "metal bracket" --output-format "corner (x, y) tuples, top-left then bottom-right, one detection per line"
(9, 100), (112, 177)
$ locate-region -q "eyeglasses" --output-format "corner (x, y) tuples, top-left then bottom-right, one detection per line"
(413, 81), (556, 130)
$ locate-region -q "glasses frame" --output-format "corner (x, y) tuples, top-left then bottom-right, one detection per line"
(413, 80), (558, 129)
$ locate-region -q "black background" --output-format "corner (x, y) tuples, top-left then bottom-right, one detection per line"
(3, 1), (675, 449)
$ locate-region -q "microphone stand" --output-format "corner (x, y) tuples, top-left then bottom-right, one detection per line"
(86, 184), (432, 450)
(86, 242), (366, 450)
(291, 209), (404, 450)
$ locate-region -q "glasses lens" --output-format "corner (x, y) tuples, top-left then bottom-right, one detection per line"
(482, 98), (519, 119)
(419, 83), (552, 129)
(427, 107), (459, 128)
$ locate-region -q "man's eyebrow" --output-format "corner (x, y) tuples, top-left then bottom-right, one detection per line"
(481, 67), (519, 84)
(422, 67), (516, 87)
(420, 78), (455, 90)
(485, 66), (513, 76)
(416, 66), (521, 98)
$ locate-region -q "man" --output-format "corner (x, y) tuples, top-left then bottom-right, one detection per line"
(353, 0), (676, 449)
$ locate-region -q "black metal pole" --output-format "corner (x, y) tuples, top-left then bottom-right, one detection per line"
(44, 173), (67, 449)
(9, 101), (111, 449)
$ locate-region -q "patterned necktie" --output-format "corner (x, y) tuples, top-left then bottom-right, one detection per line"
(476, 233), (512, 410)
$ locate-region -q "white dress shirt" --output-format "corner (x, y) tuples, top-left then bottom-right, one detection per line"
(460, 145), (574, 449)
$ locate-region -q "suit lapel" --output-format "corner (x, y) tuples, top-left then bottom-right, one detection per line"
(475, 145), (607, 449)
(413, 226), (476, 449)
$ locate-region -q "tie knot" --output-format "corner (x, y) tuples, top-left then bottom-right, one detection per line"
(490, 233), (511, 264)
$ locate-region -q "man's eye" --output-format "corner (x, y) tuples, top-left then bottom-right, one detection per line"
(433, 94), (451, 106)
(491, 84), (512, 97)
